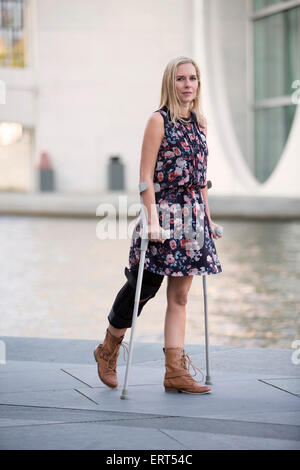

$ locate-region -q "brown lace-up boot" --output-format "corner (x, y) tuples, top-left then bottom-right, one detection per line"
(94, 329), (126, 388)
(163, 347), (211, 394)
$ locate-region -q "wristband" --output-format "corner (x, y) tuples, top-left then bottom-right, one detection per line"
(200, 180), (212, 189)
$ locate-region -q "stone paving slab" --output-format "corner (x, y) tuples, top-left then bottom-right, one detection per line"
(0, 361), (88, 393)
(0, 402), (299, 448)
(259, 378), (300, 397)
(190, 348), (299, 376)
(0, 412), (299, 450)
(2, 336), (297, 376)
(103, 412), (300, 441)
(159, 429), (300, 451)
(62, 362), (272, 388)
(0, 418), (66, 428)
(0, 422), (186, 450)
(62, 364), (164, 388)
(1, 337), (300, 450)
(3, 360), (299, 424)
(1, 361), (299, 421)
(1, 335), (238, 365)
(0, 388), (100, 410)
(0, 404), (162, 428)
(74, 371), (300, 422)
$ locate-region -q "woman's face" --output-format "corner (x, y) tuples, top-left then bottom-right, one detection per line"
(175, 63), (198, 105)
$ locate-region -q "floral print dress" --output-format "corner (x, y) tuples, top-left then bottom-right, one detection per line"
(128, 106), (222, 277)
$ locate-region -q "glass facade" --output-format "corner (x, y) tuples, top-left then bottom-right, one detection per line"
(0, 0), (25, 67)
(254, 105), (297, 181)
(253, 0), (290, 11)
(252, 1), (300, 182)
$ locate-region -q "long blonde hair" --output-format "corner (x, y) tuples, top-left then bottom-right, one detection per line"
(159, 56), (206, 128)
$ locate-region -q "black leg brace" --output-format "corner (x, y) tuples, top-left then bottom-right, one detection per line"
(108, 267), (164, 329)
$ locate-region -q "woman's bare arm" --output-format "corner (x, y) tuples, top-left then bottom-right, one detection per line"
(199, 121), (222, 239)
(139, 112), (165, 242)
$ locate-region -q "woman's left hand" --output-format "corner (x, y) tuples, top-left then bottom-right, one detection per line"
(210, 221), (223, 239)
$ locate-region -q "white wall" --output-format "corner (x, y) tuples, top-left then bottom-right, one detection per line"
(34, 0), (193, 193)
(1, 0), (299, 197)
(0, 0), (193, 193)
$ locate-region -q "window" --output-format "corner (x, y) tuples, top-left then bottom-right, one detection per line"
(0, 0), (25, 67)
(251, 0), (300, 182)
(253, 0), (291, 11)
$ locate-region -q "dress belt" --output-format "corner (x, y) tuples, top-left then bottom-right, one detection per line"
(153, 180), (211, 192)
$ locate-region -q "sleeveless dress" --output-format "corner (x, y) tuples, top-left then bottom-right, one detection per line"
(128, 106), (222, 277)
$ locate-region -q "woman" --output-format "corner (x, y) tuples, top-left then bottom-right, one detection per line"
(94, 56), (222, 395)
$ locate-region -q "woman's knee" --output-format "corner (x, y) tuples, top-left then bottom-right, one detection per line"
(107, 267), (164, 328)
(167, 290), (189, 307)
(167, 276), (192, 307)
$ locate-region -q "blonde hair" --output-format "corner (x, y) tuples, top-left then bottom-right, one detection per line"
(159, 56), (206, 128)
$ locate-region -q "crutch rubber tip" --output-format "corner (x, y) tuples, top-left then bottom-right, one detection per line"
(120, 389), (129, 400)
(205, 376), (212, 385)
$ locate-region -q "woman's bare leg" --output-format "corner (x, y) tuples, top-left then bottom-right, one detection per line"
(164, 275), (193, 348)
(108, 324), (127, 338)
(163, 274), (211, 394)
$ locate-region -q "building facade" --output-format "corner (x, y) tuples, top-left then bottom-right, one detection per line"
(0, 0), (299, 199)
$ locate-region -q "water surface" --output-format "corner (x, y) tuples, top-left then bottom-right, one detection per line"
(0, 216), (299, 349)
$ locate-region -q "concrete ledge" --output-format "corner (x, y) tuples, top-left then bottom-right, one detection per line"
(208, 195), (300, 220)
(0, 191), (299, 219)
(0, 191), (138, 218)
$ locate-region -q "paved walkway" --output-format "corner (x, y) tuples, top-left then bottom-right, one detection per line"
(0, 336), (299, 450)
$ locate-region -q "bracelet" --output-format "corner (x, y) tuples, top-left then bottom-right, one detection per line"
(200, 180), (212, 189)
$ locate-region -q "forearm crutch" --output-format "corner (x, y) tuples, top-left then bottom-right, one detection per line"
(201, 180), (213, 385)
(202, 274), (212, 385)
(120, 181), (149, 399)
(201, 180), (223, 385)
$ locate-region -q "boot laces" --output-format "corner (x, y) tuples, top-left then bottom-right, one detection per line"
(181, 352), (205, 383)
(107, 341), (129, 371)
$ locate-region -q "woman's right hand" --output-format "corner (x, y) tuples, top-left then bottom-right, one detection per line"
(147, 223), (167, 243)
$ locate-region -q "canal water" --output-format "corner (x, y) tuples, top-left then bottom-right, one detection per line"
(0, 215), (299, 349)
